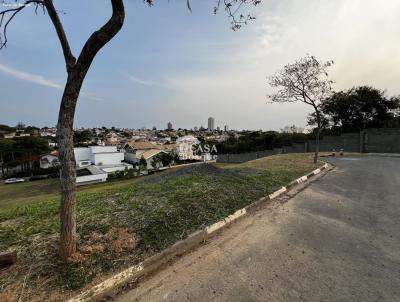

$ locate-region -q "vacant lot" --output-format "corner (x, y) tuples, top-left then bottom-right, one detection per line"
(0, 153), (320, 301)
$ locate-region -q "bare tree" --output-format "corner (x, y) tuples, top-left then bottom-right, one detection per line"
(268, 55), (334, 163)
(0, 0), (261, 259)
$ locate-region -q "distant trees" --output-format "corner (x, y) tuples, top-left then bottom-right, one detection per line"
(73, 129), (93, 145)
(0, 124), (15, 134)
(216, 131), (309, 154)
(139, 156), (147, 170)
(308, 86), (400, 133)
(156, 152), (175, 167)
(151, 157), (160, 170)
(16, 122), (26, 130)
(280, 125), (304, 134)
(268, 55), (334, 163)
(0, 137), (50, 177)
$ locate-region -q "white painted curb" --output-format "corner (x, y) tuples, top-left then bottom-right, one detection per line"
(268, 186), (287, 199)
(68, 264), (144, 302)
(296, 175), (308, 184)
(206, 208), (246, 234)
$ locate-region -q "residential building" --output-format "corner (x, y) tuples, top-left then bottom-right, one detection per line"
(3, 132), (16, 139)
(208, 117), (215, 131)
(139, 149), (168, 170)
(74, 146), (133, 184)
(123, 141), (160, 164)
(123, 141), (180, 165)
(40, 150), (60, 169)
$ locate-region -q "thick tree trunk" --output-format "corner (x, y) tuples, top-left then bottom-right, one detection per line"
(57, 76), (80, 260)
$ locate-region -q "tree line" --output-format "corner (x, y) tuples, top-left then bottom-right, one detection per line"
(0, 136), (50, 176)
(217, 85), (400, 155)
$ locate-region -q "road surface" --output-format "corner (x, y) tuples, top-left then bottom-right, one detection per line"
(116, 156), (400, 302)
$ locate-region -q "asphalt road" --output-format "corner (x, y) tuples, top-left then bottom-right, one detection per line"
(116, 156), (400, 302)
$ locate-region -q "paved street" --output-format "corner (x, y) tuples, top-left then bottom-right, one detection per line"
(116, 156), (400, 302)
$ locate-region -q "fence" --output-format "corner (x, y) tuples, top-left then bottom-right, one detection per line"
(216, 128), (400, 163)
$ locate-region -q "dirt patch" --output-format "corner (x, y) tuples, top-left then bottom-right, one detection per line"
(0, 217), (25, 228)
(71, 228), (137, 262)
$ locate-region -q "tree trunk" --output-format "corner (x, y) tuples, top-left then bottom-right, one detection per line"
(314, 127), (321, 164)
(313, 108), (322, 164)
(57, 76), (80, 260)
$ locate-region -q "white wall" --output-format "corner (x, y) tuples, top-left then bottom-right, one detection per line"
(92, 152), (124, 165)
(90, 146), (118, 154)
(74, 146), (123, 166)
(76, 173), (107, 185)
(74, 148), (92, 162)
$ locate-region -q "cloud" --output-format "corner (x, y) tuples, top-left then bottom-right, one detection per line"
(127, 73), (170, 88)
(0, 62), (63, 90)
(0, 62), (104, 101)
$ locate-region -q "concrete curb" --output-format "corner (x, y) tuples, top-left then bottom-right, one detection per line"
(68, 162), (330, 302)
(366, 153), (400, 158)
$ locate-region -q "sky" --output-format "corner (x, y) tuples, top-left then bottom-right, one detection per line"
(1, 0), (400, 131)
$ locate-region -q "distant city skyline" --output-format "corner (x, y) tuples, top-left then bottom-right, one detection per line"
(1, 0), (400, 130)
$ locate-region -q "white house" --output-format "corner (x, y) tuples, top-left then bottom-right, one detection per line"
(40, 151), (60, 169)
(74, 146), (133, 185)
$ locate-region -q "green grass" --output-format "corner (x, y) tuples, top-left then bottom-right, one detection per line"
(0, 153), (321, 300)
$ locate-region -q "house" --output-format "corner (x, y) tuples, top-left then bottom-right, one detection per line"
(138, 149), (168, 170)
(123, 141), (160, 164)
(74, 146), (133, 185)
(40, 150), (60, 169)
(74, 146), (132, 172)
(3, 132), (16, 139)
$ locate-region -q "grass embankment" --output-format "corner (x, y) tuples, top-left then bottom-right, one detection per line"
(0, 153), (320, 301)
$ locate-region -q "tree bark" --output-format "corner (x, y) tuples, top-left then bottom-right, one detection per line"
(313, 109), (322, 164)
(55, 0), (125, 260)
(57, 76), (80, 259)
(314, 127), (321, 164)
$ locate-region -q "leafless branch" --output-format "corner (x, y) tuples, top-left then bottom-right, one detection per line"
(214, 0), (261, 31)
(0, 0), (44, 49)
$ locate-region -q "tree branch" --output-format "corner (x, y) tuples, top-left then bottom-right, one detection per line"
(43, 0), (76, 73)
(0, 0), (44, 49)
(73, 0), (124, 79)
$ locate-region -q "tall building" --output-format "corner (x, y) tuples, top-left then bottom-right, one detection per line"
(224, 125), (229, 132)
(207, 117), (215, 131)
(167, 122), (173, 130)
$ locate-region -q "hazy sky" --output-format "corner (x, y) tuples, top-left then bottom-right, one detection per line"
(1, 0), (399, 130)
